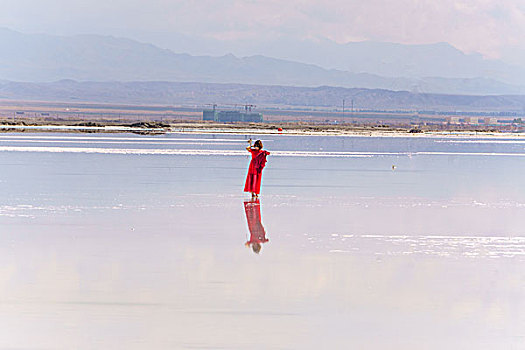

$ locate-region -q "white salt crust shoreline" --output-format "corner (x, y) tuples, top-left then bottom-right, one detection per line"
(2, 123), (525, 139)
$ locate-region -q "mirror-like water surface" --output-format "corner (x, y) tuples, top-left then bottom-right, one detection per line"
(0, 133), (524, 349)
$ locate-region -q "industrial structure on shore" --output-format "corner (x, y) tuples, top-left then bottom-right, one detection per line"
(203, 104), (263, 123)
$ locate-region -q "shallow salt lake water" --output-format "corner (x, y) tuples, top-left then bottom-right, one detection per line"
(0, 132), (524, 349)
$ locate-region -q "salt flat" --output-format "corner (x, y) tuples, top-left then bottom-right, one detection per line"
(0, 132), (524, 349)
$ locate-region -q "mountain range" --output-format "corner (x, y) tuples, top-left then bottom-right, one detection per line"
(145, 33), (525, 85)
(1, 28), (525, 96)
(2, 80), (525, 112)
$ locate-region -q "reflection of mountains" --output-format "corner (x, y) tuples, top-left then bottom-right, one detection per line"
(244, 199), (268, 254)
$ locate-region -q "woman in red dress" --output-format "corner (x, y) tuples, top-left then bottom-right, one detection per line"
(244, 139), (270, 198)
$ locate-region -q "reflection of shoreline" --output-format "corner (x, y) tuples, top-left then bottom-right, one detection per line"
(325, 234), (525, 259)
(4, 145), (525, 158)
(244, 199), (268, 254)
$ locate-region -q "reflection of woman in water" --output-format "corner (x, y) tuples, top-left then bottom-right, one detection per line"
(244, 199), (268, 254)
(244, 139), (270, 199)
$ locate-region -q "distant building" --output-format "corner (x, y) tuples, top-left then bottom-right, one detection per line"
(483, 117), (498, 125)
(203, 109), (263, 123)
(466, 116), (479, 124)
(446, 116), (460, 124)
(203, 109), (217, 121)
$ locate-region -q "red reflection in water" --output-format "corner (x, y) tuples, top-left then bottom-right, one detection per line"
(244, 199), (268, 254)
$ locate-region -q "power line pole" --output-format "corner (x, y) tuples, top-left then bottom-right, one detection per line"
(342, 99), (345, 118)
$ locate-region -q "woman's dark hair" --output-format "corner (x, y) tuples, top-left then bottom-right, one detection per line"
(252, 242), (261, 254)
(253, 140), (263, 149)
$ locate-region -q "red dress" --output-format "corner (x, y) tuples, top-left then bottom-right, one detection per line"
(244, 149), (270, 195)
(244, 199), (268, 245)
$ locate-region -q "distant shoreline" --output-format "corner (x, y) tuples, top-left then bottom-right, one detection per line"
(1, 120), (524, 139)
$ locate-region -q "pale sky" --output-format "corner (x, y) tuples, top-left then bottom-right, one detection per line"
(1, 0), (524, 60)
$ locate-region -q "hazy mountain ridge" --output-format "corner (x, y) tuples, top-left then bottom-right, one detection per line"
(141, 33), (525, 84)
(1, 28), (524, 95)
(1, 80), (524, 112)
(262, 40), (525, 84)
